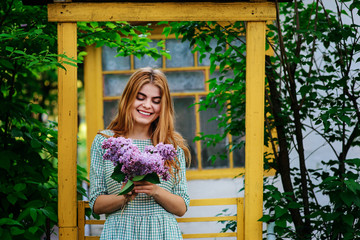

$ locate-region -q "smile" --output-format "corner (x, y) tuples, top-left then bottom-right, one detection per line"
(138, 110), (152, 116)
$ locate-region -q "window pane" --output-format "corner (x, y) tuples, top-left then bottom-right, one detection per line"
(134, 40), (162, 69)
(230, 36), (246, 57)
(166, 39), (194, 68)
(199, 99), (229, 168)
(230, 36), (246, 49)
(166, 71), (205, 92)
(233, 145), (245, 167)
(209, 70), (235, 89)
(104, 74), (131, 97)
(102, 46), (131, 71)
(103, 100), (119, 128)
(173, 97), (197, 168)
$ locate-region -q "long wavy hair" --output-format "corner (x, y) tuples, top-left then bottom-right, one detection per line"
(106, 67), (191, 177)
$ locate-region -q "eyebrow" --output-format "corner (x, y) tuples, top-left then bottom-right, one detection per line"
(137, 92), (161, 100)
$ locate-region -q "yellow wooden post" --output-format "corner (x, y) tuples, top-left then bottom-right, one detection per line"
(244, 21), (266, 240)
(84, 45), (104, 174)
(57, 22), (78, 240)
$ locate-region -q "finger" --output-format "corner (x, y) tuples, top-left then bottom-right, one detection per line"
(133, 181), (152, 186)
(134, 185), (152, 191)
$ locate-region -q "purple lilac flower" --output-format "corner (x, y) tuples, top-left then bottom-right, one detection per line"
(154, 142), (177, 161)
(102, 137), (177, 182)
(102, 137), (140, 166)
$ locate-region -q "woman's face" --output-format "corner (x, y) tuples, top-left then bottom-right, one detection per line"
(131, 83), (162, 129)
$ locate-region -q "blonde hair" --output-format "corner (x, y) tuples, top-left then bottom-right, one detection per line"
(107, 67), (191, 172)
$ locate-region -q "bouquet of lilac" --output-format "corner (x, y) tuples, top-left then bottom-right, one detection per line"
(102, 137), (177, 195)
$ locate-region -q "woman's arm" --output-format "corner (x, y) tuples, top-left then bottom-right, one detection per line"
(133, 181), (187, 217)
(89, 132), (137, 215)
(93, 192), (136, 215)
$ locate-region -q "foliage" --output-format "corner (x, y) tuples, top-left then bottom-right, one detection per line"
(164, 0), (360, 239)
(77, 21), (171, 61)
(262, 1), (360, 239)
(162, 21), (247, 162)
(0, 1), (61, 239)
(0, 0), (168, 239)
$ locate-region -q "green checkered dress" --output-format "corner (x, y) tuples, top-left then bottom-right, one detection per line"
(89, 130), (190, 240)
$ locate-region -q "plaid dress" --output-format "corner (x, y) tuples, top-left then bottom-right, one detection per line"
(89, 130), (190, 240)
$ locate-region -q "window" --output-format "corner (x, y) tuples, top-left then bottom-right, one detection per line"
(101, 34), (246, 179)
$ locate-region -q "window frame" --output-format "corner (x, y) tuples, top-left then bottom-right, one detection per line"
(90, 30), (275, 180)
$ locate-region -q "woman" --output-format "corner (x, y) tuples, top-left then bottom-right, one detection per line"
(89, 67), (191, 240)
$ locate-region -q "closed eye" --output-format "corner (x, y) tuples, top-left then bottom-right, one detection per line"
(137, 92), (161, 104)
(152, 97), (161, 104)
(136, 93), (146, 101)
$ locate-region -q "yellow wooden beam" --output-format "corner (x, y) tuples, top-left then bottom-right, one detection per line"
(177, 216), (236, 222)
(190, 197), (238, 206)
(57, 22), (78, 240)
(194, 94), (202, 170)
(244, 21), (266, 240)
(84, 45), (104, 176)
(183, 232), (236, 238)
(85, 237), (100, 240)
(47, 2), (276, 22)
(236, 197), (245, 240)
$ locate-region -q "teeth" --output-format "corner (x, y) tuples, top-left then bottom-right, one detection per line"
(139, 110), (151, 116)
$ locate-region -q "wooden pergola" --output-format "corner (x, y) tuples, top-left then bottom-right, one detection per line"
(47, 1), (276, 239)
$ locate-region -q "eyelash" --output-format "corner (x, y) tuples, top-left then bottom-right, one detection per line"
(136, 96), (161, 104)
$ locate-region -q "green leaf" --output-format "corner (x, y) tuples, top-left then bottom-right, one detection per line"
(143, 172), (160, 184)
(132, 175), (146, 182)
(31, 139), (42, 149)
(162, 26), (171, 37)
(161, 51), (171, 60)
(274, 206), (287, 218)
(28, 226), (38, 234)
(10, 227), (24, 236)
(105, 22), (117, 29)
(0, 218), (22, 226)
(342, 214), (354, 227)
(258, 215), (271, 222)
(30, 208), (37, 222)
(0, 59), (14, 70)
(111, 165), (125, 182)
(30, 104), (47, 114)
(14, 183), (26, 192)
(5, 46), (14, 52)
(345, 179), (360, 193)
(118, 180), (134, 195)
(24, 200), (44, 209)
(7, 194), (17, 205)
(40, 207), (57, 222)
(340, 191), (354, 207)
(62, 61), (78, 68)
(275, 218), (287, 228)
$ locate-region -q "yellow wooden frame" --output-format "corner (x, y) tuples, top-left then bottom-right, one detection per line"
(48, 2), (275, 22)
(78, 198), (244, 240)
(49, 1), (275, 239)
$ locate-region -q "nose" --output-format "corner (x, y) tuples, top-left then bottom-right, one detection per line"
(142, 100), (151, 109)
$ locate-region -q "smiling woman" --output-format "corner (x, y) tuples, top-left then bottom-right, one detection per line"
(89, 67), (192, 240)
(130, 83), (161, 134)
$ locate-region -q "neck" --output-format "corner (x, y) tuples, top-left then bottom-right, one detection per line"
(127, 125), (151, 140)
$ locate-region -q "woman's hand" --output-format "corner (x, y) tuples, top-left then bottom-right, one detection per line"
(133, 181), (159, 197)
(133, 181), (186, 217)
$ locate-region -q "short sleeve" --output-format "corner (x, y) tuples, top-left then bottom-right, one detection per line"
(172, 148), (190, 210)
(89, 134), (108, 212)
